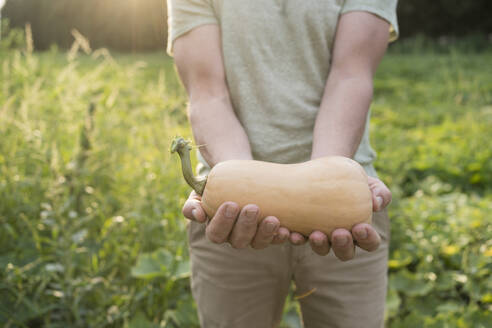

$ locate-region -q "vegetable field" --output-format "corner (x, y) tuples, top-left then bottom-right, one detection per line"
(1, 37), (491, 327)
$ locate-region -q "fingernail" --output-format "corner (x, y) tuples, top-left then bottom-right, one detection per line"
(314, 238), (324, 247)
(192, 209), (198, 220)
(266, 221), (277, 233)
(246, 208), (258, 220)
(225, 205), (237, 218)
(295, 236), (305, 245)
(357, 228), (368, 240)
(335, 236), (349, 247)
(376, 196), (383, 208)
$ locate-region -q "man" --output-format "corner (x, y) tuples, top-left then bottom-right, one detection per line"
(167, 1), (398, 327)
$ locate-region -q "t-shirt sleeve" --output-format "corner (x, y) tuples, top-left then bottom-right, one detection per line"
(166, 0), (218, 56)
(341, 0), (399, 42)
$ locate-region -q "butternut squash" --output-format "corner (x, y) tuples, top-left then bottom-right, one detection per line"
(171, 137), (372, 236)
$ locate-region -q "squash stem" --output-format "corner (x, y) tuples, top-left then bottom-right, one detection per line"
(170, 137), (207, 195)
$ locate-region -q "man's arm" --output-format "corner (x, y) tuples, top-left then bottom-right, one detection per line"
(304, 12), (392, 259)
(173, 24), (252, 166)
(311, 11), (389, 159)
(174, 25), (290, 248)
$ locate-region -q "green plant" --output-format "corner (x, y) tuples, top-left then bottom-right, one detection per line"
(0, 43), (491, 327)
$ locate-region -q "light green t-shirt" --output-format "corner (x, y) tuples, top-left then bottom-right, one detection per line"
(167, 0), (398, 177)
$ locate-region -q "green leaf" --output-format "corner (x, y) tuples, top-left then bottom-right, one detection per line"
(388, 250), (413, 269)
(390, 270), (434, 297)
(481, 293), (492, 303)
(167, 297), (200, 328)
(128, 311), (159, 328)
(131, 248), (173, 279)
(424, 313), (463, 328)
(464, 308), (492, 328)
(385, 287), (401, 320)
(171, 261), (190, 281)
(436, 302), (462, 313)
(282, 312), (303, 328)
(435, 271), (456, 291)
(391, 312), (426, 328)
(406, 295), (441, 317)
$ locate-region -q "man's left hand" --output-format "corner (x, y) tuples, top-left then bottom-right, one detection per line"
(290, 176), (392, 259)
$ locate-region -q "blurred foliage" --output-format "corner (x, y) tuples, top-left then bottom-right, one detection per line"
(1, 30), (492, 327)
(373, 48), (492, 327)
(398, 0), (492, 38)
(387, 34), (492, 55)
(0, 33), (191, 326)
(0, 19), (25, 51)
(1, 0), (167, 51)
(1, 0), (492, 51)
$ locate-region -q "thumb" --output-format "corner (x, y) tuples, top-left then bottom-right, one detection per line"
(182, 193), (207, 223)
(371, 187), (391, 212)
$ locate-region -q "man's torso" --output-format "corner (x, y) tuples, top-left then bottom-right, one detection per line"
(198, 0), (377, 174)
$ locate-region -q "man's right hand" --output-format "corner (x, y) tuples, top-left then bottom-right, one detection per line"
(182, 191), (290, 249)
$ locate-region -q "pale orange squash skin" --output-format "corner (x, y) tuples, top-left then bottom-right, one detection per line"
(200, 156), (373, 236)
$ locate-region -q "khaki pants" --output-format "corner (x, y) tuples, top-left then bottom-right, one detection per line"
(188, 210), (390, 328)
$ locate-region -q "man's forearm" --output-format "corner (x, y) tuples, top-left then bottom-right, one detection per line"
(311, 75), (373, 159)
(172, 25), (252, 167)
(189, 92), (252, 167)
(311, 11), (389, 160)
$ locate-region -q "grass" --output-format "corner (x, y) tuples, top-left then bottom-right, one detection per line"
(0, 39), (491, 327)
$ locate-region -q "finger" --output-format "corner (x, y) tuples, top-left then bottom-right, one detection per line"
(352, 223), (381, 252)
(331, 229), (355, 261)
(272, 227), (290, 244)
(229, 204), (259, 249)
(368, 177), (392, 211)
(188, 190), (202, 201)
(205, 202), (239, 244)
(371, 189), (391, 212)
(289, 232), (307, 246)
(182, 191), (207, 223)
(309, 231), (330, 256)
(251, 216), (280, 249)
